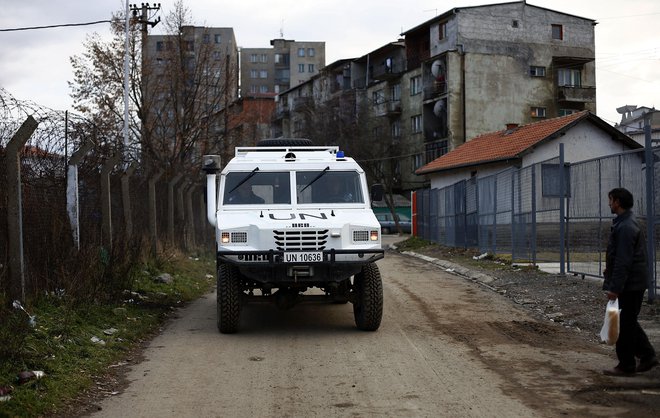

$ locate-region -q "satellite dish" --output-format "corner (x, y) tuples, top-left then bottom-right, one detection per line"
(433, 100), (445, 117)
(431, 60), (445, 78)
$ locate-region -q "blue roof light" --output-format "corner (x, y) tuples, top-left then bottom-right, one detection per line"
(337, 150), (345, 159)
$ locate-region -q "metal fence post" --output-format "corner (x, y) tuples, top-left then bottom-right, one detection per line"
(100, 153), (121, 249)
(559, 143), (566, 275)
(121, 162), (137, 238)
(5, 116), (38, 302)
(168, 173), (183, 241)
(148, 169), (163, 256)
(644, 114), (656, 302)
(67, 141), (93, 250)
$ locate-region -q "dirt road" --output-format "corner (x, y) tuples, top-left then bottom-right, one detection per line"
(87, 252), (644, 417)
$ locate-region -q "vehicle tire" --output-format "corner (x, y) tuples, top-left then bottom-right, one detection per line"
(217, 263), (241, 333)
(257, 138), (313, 147)
(352, 263), (383, 331)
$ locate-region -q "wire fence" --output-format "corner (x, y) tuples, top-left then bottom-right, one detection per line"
(414, 146), (659, 300)
(0, 88), (213, 303)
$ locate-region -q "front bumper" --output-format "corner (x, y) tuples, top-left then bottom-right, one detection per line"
(217, 248), (384, 266)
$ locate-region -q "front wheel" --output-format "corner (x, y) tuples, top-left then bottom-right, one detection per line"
(217, 263), (241, 333)
(352, 263), (383, 331)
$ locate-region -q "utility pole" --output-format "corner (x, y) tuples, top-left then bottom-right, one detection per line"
(129, 3), (161, 166)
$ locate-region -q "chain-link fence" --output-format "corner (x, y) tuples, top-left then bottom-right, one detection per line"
(415, 146), (659, 300)
(0, 88), (213, 302)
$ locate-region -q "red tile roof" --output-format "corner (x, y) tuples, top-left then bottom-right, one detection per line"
(416, 111), (636, 175)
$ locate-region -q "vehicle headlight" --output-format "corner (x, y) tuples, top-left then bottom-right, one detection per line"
(221, 231), (248, 244)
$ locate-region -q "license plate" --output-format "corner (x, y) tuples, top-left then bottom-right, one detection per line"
(283, 252), (323, 263)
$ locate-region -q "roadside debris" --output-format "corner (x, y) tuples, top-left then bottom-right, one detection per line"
(17, 371), (45, 385)
(91, 336), (106, 346)
(154, 273), (173, 284)
(12, 300), (36, 327)
(0, 385), (13, 401)
(103, 328), (118, 336)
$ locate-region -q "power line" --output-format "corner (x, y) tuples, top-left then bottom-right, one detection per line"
(0, 20), (111, 32)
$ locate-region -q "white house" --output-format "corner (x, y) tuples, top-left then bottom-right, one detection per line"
(416, 111), (640, 189)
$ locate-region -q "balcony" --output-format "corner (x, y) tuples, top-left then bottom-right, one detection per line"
(292, 96), (313, 111)
(557, 86), (596, 103)
(371, 58), (405, 81)
(384, 100), (402, 117)
(273, 106), (289, 121)
(423, 81), (447, 101)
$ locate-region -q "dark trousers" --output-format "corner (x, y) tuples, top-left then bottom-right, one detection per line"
(615, 290), (656, 370)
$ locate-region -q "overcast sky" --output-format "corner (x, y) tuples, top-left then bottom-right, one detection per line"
(1, 0), (659, 126)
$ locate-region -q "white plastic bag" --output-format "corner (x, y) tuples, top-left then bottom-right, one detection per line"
(599, 299), (620, 345)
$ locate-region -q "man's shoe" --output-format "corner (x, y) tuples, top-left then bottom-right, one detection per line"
(603, 366), (636, 376)
(636, 357), (659, 373)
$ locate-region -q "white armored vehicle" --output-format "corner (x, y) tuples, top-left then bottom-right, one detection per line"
(203, 139), (384, 333)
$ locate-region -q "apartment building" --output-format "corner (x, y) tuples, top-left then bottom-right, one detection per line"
(615, 105), (660, 145)
(240, 39), (325, 97)
(143, 26), (240, 158)
(276, 1), (597, 192)
(404, 1), (596, 162)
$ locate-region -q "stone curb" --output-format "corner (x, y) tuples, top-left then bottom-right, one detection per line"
(398, 249), (497, 286)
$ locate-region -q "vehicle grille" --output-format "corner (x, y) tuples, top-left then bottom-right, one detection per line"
(273, 229), (328, 251)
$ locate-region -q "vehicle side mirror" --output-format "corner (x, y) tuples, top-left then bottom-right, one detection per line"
(370, 183), (384, 201)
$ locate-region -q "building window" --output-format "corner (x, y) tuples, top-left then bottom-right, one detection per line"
(438, 21), (447, 40)
(531, 107), (547, 118)
(213, 51), (221, 60)
(529, 66), (546, 77)
(214, 34), (221, 43)
(261, 54), (268, 63)
(250, 85), (258, 93)
(250, 69), (258, 79)
(156, 41), (164, 51)
(410, 76), (422, 95)
(557, 68), (581, 87)
(250, 54), (258, 63)
(391, 120), (401, 139)
(512, 20), (519, 28)
(411, 115), (422, 133)
(297, 48), (305, 57)
(260, 70), (268, 78)
(552, 24), (563, 40)
(298, 64), (305, 73)
(203, 34), (210, 44)
(372, 90), (384, 105)
(260, 85), (268, 93)
(559, 109), (579, 116)
(308, 64), (315, 73)
(308, 48), (315, 57)
(391, 83), (401, 101)
(413, 154), (424, 170)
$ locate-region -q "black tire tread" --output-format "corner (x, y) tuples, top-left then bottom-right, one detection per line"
(353, 263), (383, 331)
(217, 263), (241, 333)
(257, 138), (313, 147)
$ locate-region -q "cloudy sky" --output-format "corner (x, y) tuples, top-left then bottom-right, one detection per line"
(1, 0), (659, 125)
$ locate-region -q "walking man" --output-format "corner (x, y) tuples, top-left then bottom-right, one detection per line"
(603, 188), (657, 376)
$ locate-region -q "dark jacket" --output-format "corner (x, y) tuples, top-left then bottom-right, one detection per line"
(603, 210), (648, 294)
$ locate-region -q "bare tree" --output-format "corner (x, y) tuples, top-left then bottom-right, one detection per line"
(143, 1), (238, 174)
(69, 1), (239, 175)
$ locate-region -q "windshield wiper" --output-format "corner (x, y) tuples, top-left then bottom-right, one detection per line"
(228, 167), (259, 194)
(298, 166), (329, 194)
